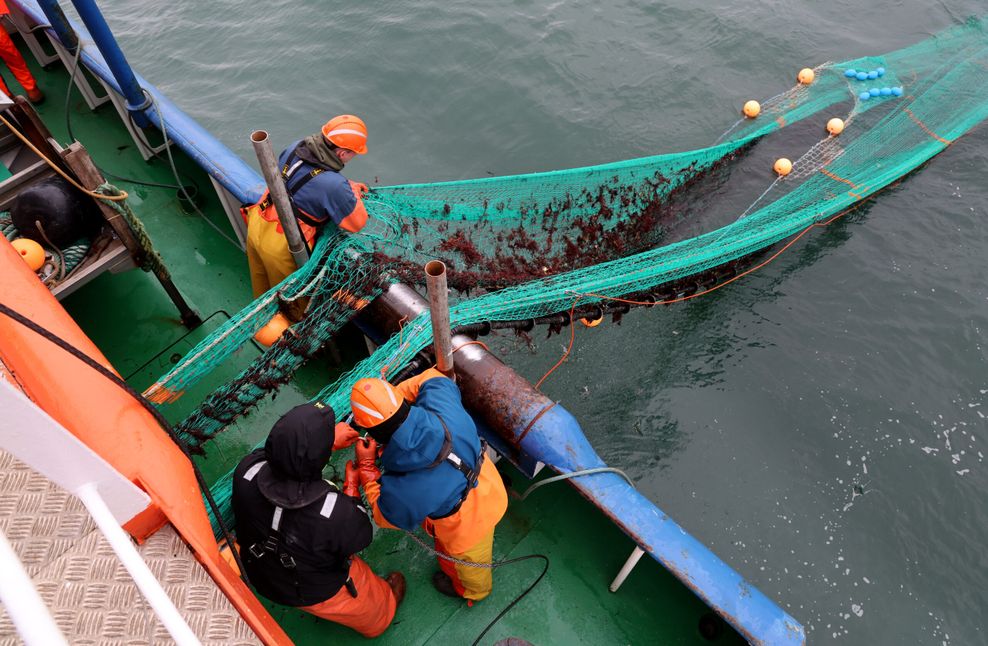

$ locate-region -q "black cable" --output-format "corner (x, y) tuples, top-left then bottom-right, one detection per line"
(0, 301), (252, 585)
(471, 554), (549, 646)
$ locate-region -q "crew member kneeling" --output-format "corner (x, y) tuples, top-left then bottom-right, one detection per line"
(232, 403), (405, 637)
(349, 368), (508, 601)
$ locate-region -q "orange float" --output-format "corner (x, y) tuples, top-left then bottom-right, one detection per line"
(254, 312), (291, 346)
(11, 238), (45, 271)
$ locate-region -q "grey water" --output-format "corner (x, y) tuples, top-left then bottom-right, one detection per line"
(102, 0), (986, 643)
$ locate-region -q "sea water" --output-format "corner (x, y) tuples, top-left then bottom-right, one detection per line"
(96, 0), (987, 642)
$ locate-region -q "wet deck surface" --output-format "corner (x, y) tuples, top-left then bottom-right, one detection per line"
(264, 461), (746, 645)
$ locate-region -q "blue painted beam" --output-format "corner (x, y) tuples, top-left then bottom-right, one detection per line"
(34, 0), (78, 53)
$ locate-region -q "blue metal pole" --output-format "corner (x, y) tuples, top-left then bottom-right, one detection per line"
(66, 0), (151, 127)
(34, 0), (79, 54)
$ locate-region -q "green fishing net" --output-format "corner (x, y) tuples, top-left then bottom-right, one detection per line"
(138, 18), (987, 532)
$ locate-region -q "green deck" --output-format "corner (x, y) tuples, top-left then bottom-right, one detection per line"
(21, 38), (745, 645)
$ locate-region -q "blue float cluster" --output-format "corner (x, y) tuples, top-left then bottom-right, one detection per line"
(845, 67), (885, 80)
(857, 86), (903, 101)
(844, 67), (902, 101)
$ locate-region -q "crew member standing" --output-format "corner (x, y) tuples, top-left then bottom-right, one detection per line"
(243, 114), (371, 297)
(349, 368), (508, 601)
(232, 402), (405, 637)
(0, 2), (44, 103)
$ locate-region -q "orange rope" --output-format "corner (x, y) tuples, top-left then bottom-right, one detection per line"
(819, 168), (858, 189)
(534, 297), (582, 390)
(905, 107), (952, 146)
(534, 200), (874, 389)
(453, 339), (490, 354)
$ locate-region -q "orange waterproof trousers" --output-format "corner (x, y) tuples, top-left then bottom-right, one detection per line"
(298, 556), (397, 638)
(0, 27), (38, 96)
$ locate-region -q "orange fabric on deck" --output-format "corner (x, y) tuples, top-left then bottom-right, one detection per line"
(299, 556), (397, 637)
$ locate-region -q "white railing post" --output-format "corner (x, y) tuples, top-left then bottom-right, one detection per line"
(609, 546), (645, 592)
(0, 530), (69, 646)
(0, 380), (202, 644)
(76, 483), (201, 646)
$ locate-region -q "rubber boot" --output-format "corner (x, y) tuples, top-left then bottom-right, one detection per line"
(385, 572), (406, 607)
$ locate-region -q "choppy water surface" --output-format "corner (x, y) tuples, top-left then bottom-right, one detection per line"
(99, 0), (986, 642)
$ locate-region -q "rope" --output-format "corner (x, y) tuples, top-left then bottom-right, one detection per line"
(94, 184), (169, 276)
(0, 113), (127, 202)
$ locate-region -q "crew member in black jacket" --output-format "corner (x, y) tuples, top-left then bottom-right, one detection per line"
(232, 402), (405, 637)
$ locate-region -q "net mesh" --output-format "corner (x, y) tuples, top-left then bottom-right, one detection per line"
(136, 18), (988, 531)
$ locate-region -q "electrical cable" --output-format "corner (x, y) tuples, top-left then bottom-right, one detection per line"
(0, 301), (252, 586)
(62, 44), (182, 191)
(401, 530), (549, 646)
(141, 89), (243, 250)
(516, 466), (634, 501)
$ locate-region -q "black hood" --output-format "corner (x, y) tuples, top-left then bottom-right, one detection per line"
(257, 403), (336, 508)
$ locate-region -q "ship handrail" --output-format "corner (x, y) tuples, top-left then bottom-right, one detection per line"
(0, 530), (68, 645)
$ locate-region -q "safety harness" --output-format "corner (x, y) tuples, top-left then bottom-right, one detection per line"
(252, 151), (330, 227)
(243, 460), (360, 599)
(426, 413), (487, 520)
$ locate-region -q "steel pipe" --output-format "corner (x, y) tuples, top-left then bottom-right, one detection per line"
(424, 260), (454, 375)
(250, 130), (309, 268)
(67, 0), (151, 127)
(34, 0), (79, 54)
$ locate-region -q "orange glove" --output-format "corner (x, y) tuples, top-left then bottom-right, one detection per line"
(354, 437), (381, 485)
(353, 181), (369, 197)
(343, 461), (360, 498)
(333, 421), (360, 451)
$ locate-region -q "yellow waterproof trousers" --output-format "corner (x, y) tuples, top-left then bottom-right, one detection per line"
(245, 211), (298, 298)
(435, 528), (495, 601)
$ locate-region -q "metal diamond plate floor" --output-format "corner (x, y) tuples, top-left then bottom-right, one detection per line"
(0, 449), (259, 645)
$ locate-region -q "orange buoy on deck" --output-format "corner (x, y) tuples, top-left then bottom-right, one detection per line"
(11, 238), (45, 271)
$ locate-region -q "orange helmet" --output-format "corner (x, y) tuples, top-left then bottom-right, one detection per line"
(351, 377), (409, 442)
(322, 114), (368, 155)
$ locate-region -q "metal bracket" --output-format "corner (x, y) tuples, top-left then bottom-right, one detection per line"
(609, 545), (645, 592)
(97, 78), (166, 161)
(47, 36), (111, 111)
(209, 175), (247, 250)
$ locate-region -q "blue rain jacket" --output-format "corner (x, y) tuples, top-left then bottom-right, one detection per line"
(377, 378), (483, 531)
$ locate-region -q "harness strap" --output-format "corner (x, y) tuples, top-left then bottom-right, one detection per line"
(426, 414), (487, 519)
(274, 152), (330, 227)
